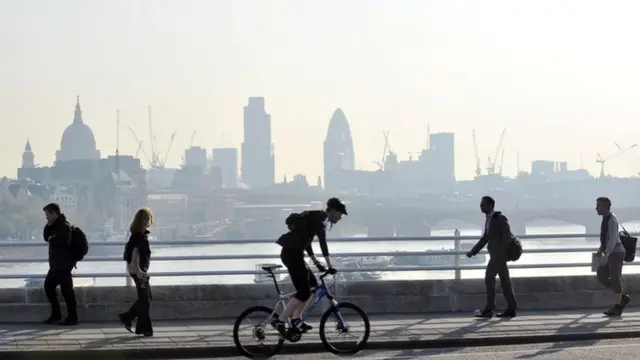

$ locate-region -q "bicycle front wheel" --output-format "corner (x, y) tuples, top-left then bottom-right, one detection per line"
(319, 302), (370, 355)
(233, 305), (284, 359)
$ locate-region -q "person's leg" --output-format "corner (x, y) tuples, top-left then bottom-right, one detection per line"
(605, 252), (627, 316)
(43, 269), (62, 323)
(292, 266), (318, 331)
(596, 263), (611, 289)
(133, 276), (153, 336)
(275, 249), (310, 331)
(58, 268), (77, 325)
(118, 274), (139, 333)
(496, 261), (517, 317)
(476, 258), (499, 317)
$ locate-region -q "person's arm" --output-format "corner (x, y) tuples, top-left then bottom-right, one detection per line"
(49, 225), (72, 246)
(310, 216), (331, 267)
(469, 234), (488, 256)
(499, 217), (513, 255)
(605, 216), (619, 255)
(129, 247), (145, 278)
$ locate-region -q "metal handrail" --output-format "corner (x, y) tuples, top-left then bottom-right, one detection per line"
(1, 232), (637, 281)
(0, 232), (620, 247)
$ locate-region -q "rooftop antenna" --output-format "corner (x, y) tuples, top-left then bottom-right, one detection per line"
(116, 110), (120, 181)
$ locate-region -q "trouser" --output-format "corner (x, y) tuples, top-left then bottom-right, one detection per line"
(597, 252), (625, 293)
(122, 274), (153, 334)
(44, 268), (77, 319)
(485, 257), (517, 310)
(280, 246), (318, 302)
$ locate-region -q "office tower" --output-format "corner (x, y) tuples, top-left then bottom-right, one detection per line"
(241, 97), (275, 188)
(428, 132), (456, 185)
(213, 148), (238, 188)
(184, 146), (207, 168)
(323, 108), (355, 191)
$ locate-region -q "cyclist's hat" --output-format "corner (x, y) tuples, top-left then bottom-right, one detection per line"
(327, 197), (348, 215)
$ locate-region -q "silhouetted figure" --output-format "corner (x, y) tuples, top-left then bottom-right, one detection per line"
(467, 196), (517, 318)
(119, 208), (154, 337)
(42, 203), (78, 325)
(595, 197), (630, 316)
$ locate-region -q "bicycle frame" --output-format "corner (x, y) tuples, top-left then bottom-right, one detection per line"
(262, 269), (347, 330)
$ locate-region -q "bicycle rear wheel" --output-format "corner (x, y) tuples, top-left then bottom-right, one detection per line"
(319, 302), (370, 355)
(233, 305), (284, 358)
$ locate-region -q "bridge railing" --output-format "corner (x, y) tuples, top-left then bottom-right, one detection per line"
(0, 231), (637, 286)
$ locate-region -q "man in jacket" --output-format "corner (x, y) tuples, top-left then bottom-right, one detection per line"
(42, 203), (78, 325)
(466, 196), (517, 318)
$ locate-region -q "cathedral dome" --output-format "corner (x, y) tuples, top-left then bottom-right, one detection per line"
(56, 96), (100, 162)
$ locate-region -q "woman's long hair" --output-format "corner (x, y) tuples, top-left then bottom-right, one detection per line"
(129, 207), (153, 234)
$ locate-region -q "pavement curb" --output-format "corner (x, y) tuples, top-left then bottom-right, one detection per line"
(4, 330), (640, 359)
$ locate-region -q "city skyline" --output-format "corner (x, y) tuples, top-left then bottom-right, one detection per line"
(4, 1), (640, 181)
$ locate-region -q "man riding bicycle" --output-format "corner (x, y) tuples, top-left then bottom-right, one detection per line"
(272, 197), (347, 335)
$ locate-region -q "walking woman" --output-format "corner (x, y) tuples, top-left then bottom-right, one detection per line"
(118, 207), (153, 337)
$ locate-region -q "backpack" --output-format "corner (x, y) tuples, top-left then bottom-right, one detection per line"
(620, 225), (637, 263)
(506, 236), (523, 262)
(70, 226), (89, 264)
(285, 211), (310, 232)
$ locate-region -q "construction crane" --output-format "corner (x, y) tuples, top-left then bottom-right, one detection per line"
(486, 128), (506, 176)
(146, 106), (176, 169)
(614, 142), (640, 177)
(127, 106), (177, 169)
(497, 148), (506, 175)
(597, 143), (638, 178)
(128, 126), (153, 165)
(472, 129), (482, 177)
(190, 131), (197, 147)
(373, 131), (393, 171)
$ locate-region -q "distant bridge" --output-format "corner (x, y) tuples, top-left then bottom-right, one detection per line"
(229, 202), (640, 238)
(345, 204), (640, 237)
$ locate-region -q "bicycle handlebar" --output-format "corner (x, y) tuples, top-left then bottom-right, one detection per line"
(319, 269), (338, 280)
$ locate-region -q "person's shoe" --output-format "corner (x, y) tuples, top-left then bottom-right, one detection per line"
(270, 319), (287, 337)
(474, 308), (493, 318)
(497, 309), (517, 318)
(58, 317), (78, 326)
(118, 313), (133, 333)
(291, 318), (313, 333)
(42, 315), (61, 324)
(604, 305), (623, 317)
(622, 293), (631, 308)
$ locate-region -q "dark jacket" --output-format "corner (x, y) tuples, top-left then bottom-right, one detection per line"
(277, 210), (330, 257)
(43, 214), (74, 270)
(124, 231), (151, 272)
(470, 211), (513, 259)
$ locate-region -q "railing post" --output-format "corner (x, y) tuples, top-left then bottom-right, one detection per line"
(453, 229), (461, 281)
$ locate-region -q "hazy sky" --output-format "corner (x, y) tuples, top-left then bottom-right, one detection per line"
(3, 0), (640, 181)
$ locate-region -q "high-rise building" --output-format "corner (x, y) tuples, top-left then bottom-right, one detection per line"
(213, 148), (238, 188)
(428, 132), (456, 186)
(241, 97), (275, 188)
(184, 146), (207, 169)
(323, 108), (355, 191)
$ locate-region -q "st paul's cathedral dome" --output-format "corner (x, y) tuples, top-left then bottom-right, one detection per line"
(56, 96), (101, 162)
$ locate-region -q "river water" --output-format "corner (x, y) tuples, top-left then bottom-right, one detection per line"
(1, 221), (639, 288)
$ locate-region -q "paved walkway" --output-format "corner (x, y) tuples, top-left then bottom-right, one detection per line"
(1, 309), (639, 359)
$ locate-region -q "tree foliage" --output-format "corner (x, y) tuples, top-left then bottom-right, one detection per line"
(0, 199), (43, 240)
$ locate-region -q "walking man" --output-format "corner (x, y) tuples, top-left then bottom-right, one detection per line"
(466, 196), (517, 318)
(595, 197), (630, 316)
(42, 203), (78, 325)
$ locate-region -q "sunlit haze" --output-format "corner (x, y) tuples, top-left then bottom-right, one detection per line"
(3, 0), (640, 180)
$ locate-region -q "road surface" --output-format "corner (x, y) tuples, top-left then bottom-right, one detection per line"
(192, 338), (640, 359)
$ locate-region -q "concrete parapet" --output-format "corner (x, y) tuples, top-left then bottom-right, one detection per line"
(0, 274), (638, 322)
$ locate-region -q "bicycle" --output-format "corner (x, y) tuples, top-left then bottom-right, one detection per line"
(232, 264), (371, 358)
